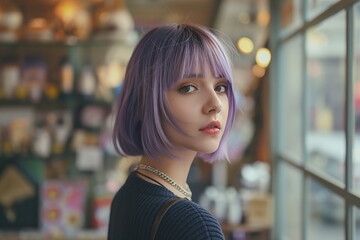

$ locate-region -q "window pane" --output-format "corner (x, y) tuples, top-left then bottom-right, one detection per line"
(279, 36), (303, 162)
(306, 0), (338, 20)
(280, 0), (303, 36)
(306, 11), (346, 183)
(307, 178), (345, 240)
(356, 207), (360, 238)
(282, 163), (303, 240)
(354, 2), (360, 196)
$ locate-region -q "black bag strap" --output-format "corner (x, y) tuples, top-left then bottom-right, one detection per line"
(150, 198), (184, 240)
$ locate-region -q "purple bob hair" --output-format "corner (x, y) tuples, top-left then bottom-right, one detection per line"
(113, 23), (236, 163)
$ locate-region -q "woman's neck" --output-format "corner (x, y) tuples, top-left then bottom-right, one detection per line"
(138, 151), (196, 197)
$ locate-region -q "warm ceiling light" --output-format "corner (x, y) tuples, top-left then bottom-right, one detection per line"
(256, 10), (270, 27)
(237, 37), (254, 54)
(252, 64), (266, 78)
(255, 48), (271, 68)
(54, 0), (80, 25)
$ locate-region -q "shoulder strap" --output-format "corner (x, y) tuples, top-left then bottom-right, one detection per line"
(150, 198), (184, 240)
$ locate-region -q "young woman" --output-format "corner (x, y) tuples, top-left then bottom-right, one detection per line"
(108, 23), (236, 240)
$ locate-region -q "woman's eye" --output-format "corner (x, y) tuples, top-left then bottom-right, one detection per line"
(215, 84), (227, 93)
(178, 85), (197, 93)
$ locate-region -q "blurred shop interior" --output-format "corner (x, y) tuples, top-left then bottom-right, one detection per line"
(0, 0), (273, 239)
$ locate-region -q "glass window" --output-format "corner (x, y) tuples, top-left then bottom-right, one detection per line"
(354, 2), (360, 195)
(307, 178), (345, 240)
(272, 0), (360, 239)
(279, 36), (303, 162)
(305, 11), (346, 183)
(283, 163), (303, 240)
(280, 0), (303, 36)
(306, 0), (339, 20)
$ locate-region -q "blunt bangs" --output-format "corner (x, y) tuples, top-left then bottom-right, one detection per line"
(113, 24), (236, 162)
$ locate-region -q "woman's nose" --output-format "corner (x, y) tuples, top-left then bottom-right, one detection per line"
(203, 91), (222, 114)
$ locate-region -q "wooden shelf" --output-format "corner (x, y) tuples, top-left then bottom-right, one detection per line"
(221, 223), (271, 240)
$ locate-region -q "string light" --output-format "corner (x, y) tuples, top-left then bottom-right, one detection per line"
(237, 37), (254, 54)
(252, 64), (266, 78)
(255, 48), (271, 68)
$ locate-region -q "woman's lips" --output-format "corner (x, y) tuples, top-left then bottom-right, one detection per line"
(199, 121), (221, 135)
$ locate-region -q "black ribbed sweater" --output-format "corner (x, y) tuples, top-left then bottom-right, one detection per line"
(108, 171), (225, 240)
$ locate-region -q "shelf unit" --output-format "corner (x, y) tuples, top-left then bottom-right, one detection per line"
(0, 39), (134, 237)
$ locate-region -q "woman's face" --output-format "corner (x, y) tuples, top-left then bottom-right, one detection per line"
(163, 64), (229, 154)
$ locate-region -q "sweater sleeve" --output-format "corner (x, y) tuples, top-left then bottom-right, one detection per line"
(155, 200), (225, 240)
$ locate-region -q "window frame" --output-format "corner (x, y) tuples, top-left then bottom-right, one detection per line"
(269, 0), (360, 239)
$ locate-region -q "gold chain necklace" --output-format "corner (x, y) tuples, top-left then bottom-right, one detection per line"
(135, 164), (192, 199)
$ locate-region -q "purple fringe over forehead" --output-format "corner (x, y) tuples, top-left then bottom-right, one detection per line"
(113, 24), (236, 163)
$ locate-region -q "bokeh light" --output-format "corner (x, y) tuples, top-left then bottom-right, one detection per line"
(237, 37), (254, 54)
(255, 48), (271, 68)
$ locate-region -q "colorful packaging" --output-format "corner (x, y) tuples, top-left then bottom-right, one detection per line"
(41, 180), (87, 237)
